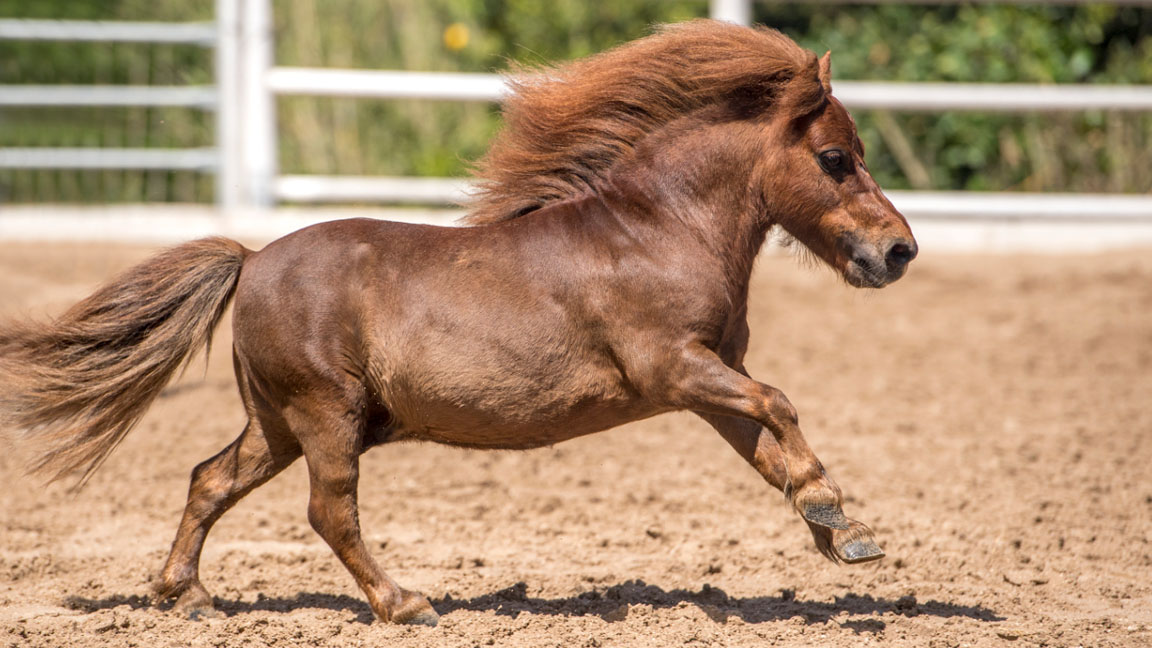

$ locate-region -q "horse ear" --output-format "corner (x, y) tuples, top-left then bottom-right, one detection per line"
(777, 51), (827, 120)
(818, 51), (832, 94)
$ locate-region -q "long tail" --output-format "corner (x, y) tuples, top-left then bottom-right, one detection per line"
(0, 237), (250, 488)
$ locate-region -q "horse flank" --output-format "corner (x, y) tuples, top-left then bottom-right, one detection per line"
(0, 238), (249, 487)
(466, 19), (822, 225)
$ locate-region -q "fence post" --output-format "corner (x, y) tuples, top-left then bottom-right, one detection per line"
(215, 0), (241, 208)
(240, 0), (277, 207)
(710, 0), (751, 25)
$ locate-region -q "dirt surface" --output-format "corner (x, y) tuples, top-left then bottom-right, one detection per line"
(1, 238), (1150, 648)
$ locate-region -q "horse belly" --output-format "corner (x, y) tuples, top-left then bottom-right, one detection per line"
(399, 397), (657, 449)
(370, 335), (654, 449)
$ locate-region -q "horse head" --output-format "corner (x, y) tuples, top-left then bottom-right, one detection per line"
(756, 53), (917, 288)
(466, 20), (916, 288)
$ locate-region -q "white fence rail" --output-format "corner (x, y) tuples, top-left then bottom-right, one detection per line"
(274, 175), (474, 205)
(889, 191), (1152, 223)
(0, 19), (216, 44)
(832, 81), (1152, 112)
(0, 148), (218, 171)
(270, 175), (1152, 223)
(266, 68), (1152, 112)
(0, 85), (218, 108)
(1, 0), (1151, 226)
(0, 11), (228, 201)
(265, 68), (509, 101)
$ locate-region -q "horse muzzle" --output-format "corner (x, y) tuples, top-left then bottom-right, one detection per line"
(843, 236), (918, 288)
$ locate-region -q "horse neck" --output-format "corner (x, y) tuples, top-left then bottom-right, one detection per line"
(600, 128), (769, 294)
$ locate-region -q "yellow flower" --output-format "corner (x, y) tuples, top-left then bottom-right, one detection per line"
(443, 23), (469, 51)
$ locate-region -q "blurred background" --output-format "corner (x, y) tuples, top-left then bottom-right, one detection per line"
(0, 0), (1150, 243)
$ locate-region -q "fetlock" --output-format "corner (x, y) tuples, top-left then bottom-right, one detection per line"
(789, 473), (848, 530)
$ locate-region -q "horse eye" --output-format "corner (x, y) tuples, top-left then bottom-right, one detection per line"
(818, 149), (850, 175)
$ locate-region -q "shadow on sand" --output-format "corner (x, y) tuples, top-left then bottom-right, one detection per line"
(65, 579), (1003, 633)
(64, 591), (378, 625)
(433, 580), (1003, 633)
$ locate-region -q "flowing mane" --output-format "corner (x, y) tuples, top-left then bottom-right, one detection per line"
(464, 20), (821, 226)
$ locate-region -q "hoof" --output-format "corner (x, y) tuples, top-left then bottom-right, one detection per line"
(789, 477), (849, 531)
(186, 607), (224, 621)
(832, 520), (884, 564)
(829, 516), (880, 562)
(401, 607), (440, 627)
(798, 501), (851, 530)
(392, 592), (439, 626)
(172, 584), (221, 620)
(835, 533), (885, 564)
(806, 519), (884, 565)
(790, 478), (881, 564)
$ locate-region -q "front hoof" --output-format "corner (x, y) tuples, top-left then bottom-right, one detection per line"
(806, 519), (884, 564)
(392, 592), (439, 626)
(789, 476), (849, 531)
(798, 501), (851, 530)
(832, 520), (884, 563)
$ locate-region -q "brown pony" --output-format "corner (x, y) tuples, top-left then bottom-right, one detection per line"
(0, 21), (915, 626)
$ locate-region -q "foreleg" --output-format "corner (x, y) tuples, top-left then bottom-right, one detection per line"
(666, 346), (883, 563)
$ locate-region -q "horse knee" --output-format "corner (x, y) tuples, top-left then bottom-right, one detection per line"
(761, 386), (798, 426)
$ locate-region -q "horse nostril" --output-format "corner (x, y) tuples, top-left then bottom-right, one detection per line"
(886, 240), (917, 267)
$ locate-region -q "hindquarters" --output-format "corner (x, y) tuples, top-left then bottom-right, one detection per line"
(228, 219), (380, 409)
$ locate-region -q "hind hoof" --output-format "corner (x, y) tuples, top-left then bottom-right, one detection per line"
(172, 584), (221, 619)
(402, 608), (440, 626)
(392, 592), (439, 626)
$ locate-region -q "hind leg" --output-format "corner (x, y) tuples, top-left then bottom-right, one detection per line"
(290, 390), (438, 625)
(154, 419), (301, 613)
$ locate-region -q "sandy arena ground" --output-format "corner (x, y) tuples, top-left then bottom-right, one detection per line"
(0, 237), (1150, 648)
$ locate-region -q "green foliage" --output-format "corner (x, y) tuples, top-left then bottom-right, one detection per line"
(1, 1), (1150, 202)
(272, 0), (701, 181)
(774, 4), (1152, 192)
(0, 0), (215, 202)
